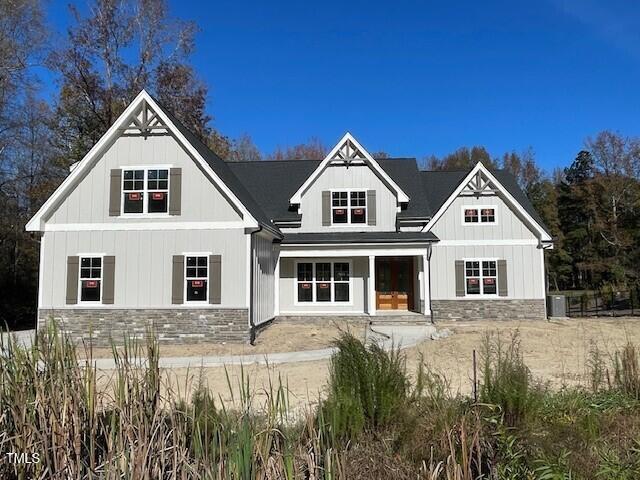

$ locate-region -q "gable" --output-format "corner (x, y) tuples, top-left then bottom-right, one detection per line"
(45, 134), (243, 226)
(422, 163), (552, 243)
(296, 162), (398, 232)
(26, 90), (273, 233)
(289, 133), (410, 205)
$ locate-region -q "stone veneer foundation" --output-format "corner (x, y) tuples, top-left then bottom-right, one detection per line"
(38, 308), (250, 346)
(431, 299), (546, 321)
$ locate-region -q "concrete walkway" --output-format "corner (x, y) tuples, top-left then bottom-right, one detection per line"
(91, 324), (435, 370)
(1, 325), (436, 369)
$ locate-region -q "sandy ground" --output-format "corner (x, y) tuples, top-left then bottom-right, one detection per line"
(94, 318), (640, 409)
(83, 320), (366, 359)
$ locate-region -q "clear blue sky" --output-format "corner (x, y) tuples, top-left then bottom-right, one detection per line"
(45, 0), (640, 171)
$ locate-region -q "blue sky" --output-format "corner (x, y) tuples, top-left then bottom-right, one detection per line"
(45, 1), (640, 170)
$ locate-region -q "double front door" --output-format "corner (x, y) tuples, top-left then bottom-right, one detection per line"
(375, 257), (414, 311)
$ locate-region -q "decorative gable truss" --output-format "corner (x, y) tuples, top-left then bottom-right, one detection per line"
(289, 132), (410, 205)
(329, 136), (367, 165)
(461, 169), (498, 197)
(119, 99), (169, 138)
(423, 162), (553, 244)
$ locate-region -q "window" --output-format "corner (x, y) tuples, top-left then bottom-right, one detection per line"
(464, 208), (479, 223)
(463, 206), (496, 224)
(296, 261), (351, 303)
(464, 260), (497, 295)
(79, 256), (102, 302)
(185, 256), (208, 302)
(122, 167), (169, 214)
(480, 208), (495, 223)
(332, 190), (366, 225)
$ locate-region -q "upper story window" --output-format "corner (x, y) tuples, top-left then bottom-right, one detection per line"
(122, 167), (169, 214)
(465, 260), (497, 295)
(332, 190), (366, 225)
(79, 256), (102, 302)
(463, 206), (496, 224)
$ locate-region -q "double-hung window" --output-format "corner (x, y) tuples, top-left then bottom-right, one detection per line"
(79, 256), (102, 302)
(185, 256), (208, 302)
(296, 261), (351, 303)
(122, 167), (169, 214)
(464, 260), (497, 295)
(332, 190), (366, 224)
(463, 206), (496, 224)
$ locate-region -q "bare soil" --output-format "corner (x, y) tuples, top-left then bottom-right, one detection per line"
(94, 318), (640, 409)
(83, 320), (366, 359)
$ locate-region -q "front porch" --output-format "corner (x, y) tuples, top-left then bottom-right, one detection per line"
(276, 241), (434, 319)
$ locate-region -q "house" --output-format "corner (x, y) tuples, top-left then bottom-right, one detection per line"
(26, 90), (553, 344)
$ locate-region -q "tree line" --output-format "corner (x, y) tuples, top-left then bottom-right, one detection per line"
(1, 0), (638, 328)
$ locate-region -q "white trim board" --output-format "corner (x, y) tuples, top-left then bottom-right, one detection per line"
(289, 132), (409, 204)
(44, 221), (247, 232)
(280, 248), (429, 258)
(26, 90), (259, 232)
(434, 239), (539, 246)
(422, 162), (552, 242)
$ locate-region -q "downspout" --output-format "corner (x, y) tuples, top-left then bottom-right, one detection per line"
(248, 226), (262, 345)
(427, 243), (434, 324)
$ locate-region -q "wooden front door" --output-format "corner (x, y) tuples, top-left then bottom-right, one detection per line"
(375, 258), (414, 311)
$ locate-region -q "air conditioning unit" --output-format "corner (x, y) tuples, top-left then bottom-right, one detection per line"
(547, 295), (566, 318)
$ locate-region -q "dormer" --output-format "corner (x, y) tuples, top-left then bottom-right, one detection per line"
(288, 133), (410, 233)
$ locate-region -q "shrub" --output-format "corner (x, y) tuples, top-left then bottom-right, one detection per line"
(321, 331), (411, 441)
(612, 343), (640, 399)
(479, 331), (539, 427)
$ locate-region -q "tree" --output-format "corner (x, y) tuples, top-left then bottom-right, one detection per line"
(49, 0), (225, 166)
(0, 0), (49, 327)
(266, 137), (327, 160)
(424, 146), (497, 171)
(226, 134), (262, 162)
(500, 149), (541, 193)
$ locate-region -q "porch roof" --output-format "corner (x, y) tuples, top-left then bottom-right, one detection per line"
(280, 231), (439, 245)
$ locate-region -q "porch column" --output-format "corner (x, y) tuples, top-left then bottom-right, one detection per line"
(274, 256), (280, 316)
(423, 253), (432, 317)
(368, 255), (376, 316)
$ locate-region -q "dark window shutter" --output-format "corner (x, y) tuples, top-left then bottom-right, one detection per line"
(109, 169), (122, 216)
(169, 168), (182, 215)
(172, 255), (184, 304)
(66, 256), (79, 304)
(367, 190), (376, 225)
(455, 260), (465, 297)
(322, 191), (331, 226)
(102, 256), (115, 304)
(497, 259), (508, 296)
(209, 255), (221, 304)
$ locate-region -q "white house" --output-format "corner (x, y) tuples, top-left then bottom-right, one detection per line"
(26, 91), (553, 344)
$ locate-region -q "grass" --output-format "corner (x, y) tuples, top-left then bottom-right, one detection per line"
(1, 324), (640, 478)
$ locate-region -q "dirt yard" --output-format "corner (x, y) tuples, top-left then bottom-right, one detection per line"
(93, 318), (640, 409)
(83, 320), (366, 359)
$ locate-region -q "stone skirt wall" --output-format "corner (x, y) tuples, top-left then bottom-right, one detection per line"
(431, 299), (546, 321)
(38, 308), (250, 346)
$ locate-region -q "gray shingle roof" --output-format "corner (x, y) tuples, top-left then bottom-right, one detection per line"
(154, 99), (548, 237)
(155, 99), (282, 237)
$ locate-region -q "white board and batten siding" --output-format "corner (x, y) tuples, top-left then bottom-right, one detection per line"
(429, 193), (545, 300)
(278, 257), (368, 314)
(40, 133), (251, 310)
(251, 232), (279, 326)
(40, 229), (248, 309)
(46, 135), (242, 225)
(298, 164), (397, 232)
